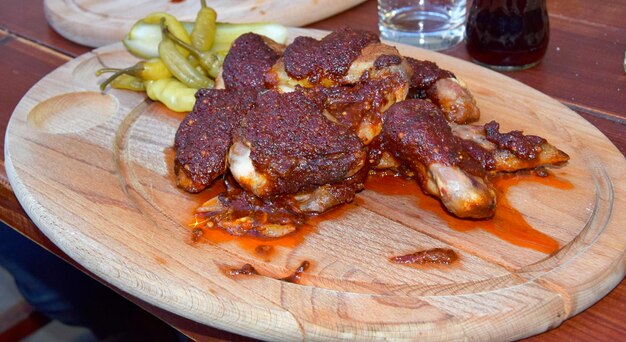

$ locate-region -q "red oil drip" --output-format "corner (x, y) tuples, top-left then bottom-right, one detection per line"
(366, 172), (573, 254)
(188, 198), (354, 258)
(192, 223), (315, 258)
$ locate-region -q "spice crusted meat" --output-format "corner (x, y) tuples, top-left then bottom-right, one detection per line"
(174, 28), (570, 237)
(283, 27), (379, 83)
(230, 88), (366, 197)
(221, 33), (283, 91)
(383, 99), (496, 218)
(320, 77), (404, 130)
(174, 88), (256, 193)
(405, 57), (455, 90)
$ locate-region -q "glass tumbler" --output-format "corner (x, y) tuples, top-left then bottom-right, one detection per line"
(378, 0), (467, 51)
(465, 0), (550, 71)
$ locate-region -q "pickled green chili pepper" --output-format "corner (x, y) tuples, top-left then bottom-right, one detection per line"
(163, 29), (223, 78)
(107, 74), (146, 92)
(135, 58), (172, 80)
(96, 58), (172, 90)
(208, 51), (226, 79)
(145, 78), (197, 112)
(110, 2), (289, 112)
(209, 22), (287, 52)
(191, 0), (217, 51)
(112, 74), (145, 91)
(123, 20), (190, 59)
(123, 20), (286, 59)
(142, 12), (192, 56)
(159, 24), (215, 89)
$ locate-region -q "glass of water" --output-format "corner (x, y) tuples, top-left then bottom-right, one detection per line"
(378, 0), (467, 50)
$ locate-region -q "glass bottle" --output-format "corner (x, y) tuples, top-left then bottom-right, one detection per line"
(465, 0), (549, 71)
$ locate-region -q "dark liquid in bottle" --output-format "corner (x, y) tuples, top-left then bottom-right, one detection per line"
(466, 0), (549, 69)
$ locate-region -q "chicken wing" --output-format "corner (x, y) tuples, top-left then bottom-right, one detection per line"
(319, 74), (409, 144)
(406, 57), (480, 124)
(266, 28), (411, 95)
(176, 28), (571, 237)
(174, 88), (256, 193)
(382, 99), (496, 218)
(219, 32), (284, 91)
(228, 88), (366, 197)
(451, 122), (570, 172)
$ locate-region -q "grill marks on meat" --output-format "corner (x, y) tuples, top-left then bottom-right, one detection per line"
(230, 89), (366, 197)
(283, 27), (379, 84)
(174, 88), (256, 193)
(221, 33), (283, 91)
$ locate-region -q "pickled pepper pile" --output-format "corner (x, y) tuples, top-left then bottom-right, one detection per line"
(97, 0), (287, 112)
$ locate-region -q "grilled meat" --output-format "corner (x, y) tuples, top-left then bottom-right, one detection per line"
(405, 57), (480, 124)
(174, 28), (570, 236)
(220, 33), (284, 91)
(174, 88), (256, 193)
(451, 122), (570, 172)
(382, 100), (496, 218)
(229, 88), (366, 197)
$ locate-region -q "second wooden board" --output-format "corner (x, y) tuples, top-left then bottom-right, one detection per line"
(44, 0), (366, 47)
(5, 28), (626, 340)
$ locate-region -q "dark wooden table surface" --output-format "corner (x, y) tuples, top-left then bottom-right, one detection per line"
(1, 0), (625, 340)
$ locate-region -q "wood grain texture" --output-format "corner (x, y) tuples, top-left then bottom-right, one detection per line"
(547, 0), (626, 30)
(43, 0), (366, 47)
(6, 0), (626, 123)
(5, 28), (626, 340)
(2, 1), (625, 340)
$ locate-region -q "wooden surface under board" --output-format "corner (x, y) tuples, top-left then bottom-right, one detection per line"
(5, 28), (626, 341)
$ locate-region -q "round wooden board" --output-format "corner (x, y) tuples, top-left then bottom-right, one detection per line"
(43, 0), (366, 47)
(5, 28), (626, 341)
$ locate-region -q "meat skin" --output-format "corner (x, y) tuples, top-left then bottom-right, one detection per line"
(221, 33), (283, 91)
(383, 99), (496, 218)
(174, 28), (570, 236)
(230, 88), (366, 197)
(174, 88), (256, 193)
(283, 27), (379, 83)
(405, 57), (454, 90)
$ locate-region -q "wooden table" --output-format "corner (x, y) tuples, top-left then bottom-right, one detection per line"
(1, 0), (624, 340)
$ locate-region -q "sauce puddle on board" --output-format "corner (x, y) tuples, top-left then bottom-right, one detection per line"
(168, 146), (354, 260)
(187, 197), (354, 260)
(177, 146), (572, 256)
(366, 172), (573, 254)
(190, 222), (315, 260)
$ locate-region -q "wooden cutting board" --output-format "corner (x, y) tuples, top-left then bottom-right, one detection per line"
(5, 28), (626, 341)
(44, 0), (366, 47)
